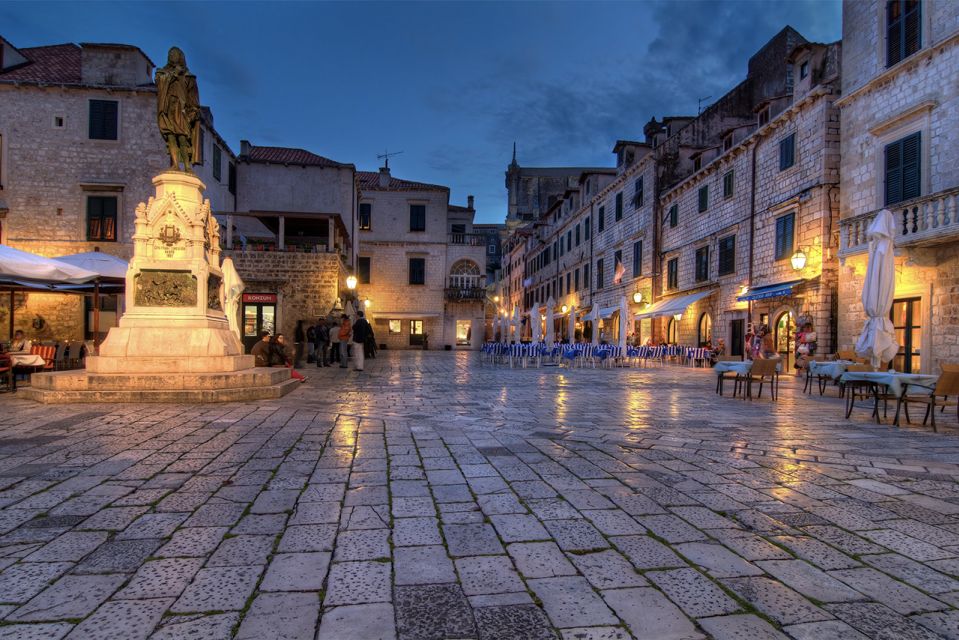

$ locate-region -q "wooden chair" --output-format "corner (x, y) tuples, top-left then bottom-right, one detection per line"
(714, 355), (742, 396)
(897, 372), (959, 432)
(0, 354), (13, 392)
(803, 357), (826, 394)
(941, 363), (959, 373)
(837, 350), (856, 361)
(739, 358), (779, 401)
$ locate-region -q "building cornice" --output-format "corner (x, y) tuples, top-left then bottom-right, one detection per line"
(836, 29), (959, 108)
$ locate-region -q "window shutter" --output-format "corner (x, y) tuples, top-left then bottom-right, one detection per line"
(901, 132), (921, 202)
(669, 204), (678, 228)
(904, 1), (921, 58)
(632, 241), (642, 277)
(615, 192), (623, 220)
(885, 139), (903, 205)
(698, 187), (708, 213)
(89, 100), (118, 140)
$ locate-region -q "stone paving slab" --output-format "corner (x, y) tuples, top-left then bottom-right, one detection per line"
(5, 352), (959, 638)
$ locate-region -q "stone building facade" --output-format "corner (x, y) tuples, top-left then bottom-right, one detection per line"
(500, 27), (843, 363)
(837, 0), (959, 373)
(357, 167), (486, 350)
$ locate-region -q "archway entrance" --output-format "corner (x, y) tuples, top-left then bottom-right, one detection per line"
(774, 311), (795, 371)
(698, 313), (712, 347)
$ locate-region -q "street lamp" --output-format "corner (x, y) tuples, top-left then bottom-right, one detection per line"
(561, 305), (568, 314)
(632, 291), (643, 304)
(790, 248), (807, 271)
(364, 297), (371, 308)
(346, 274), (358, 290)
(673, 313), (683, 322)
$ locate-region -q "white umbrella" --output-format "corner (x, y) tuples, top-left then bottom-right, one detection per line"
(530, 309), (541, 343)
(855, 209), (899, 369)
(53, 251), (128, 280)
(567, 305), (576, 342)
(618, 295), (629, 352)
(545, 297), (555, 344)
(0, 244), (99, 284)
(587, 305), (600, 346)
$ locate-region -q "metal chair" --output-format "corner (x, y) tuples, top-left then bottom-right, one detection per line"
(740, 358), (779, 401)
(714, 355), (742, 396)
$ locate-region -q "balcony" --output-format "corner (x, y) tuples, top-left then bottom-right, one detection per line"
(448, 233), (488, 246)
(840, 188), (959, 256)
(444, 287), (486, 302)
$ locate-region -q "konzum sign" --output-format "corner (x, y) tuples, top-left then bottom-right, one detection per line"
(242, 293), (277, 303)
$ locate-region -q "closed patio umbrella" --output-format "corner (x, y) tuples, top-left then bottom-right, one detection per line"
(855, 209), (899, 369)
(618, 295), (629, 352)
(567, 305), (576, 342)
(511, 306), (520, 343)
(587, 305), (600, 346)
(530, 308), (542, 343)
(545, 297), (555, 344)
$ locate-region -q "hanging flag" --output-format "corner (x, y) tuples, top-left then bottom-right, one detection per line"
(613, 258), (626, 284)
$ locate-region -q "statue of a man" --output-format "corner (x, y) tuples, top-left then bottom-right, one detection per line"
(221, 257), (244, 341)
(155, 47), (201, 172)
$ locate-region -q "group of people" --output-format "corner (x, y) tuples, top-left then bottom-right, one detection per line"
(744, 321), (818, 370)
(253, 312), (375, 379)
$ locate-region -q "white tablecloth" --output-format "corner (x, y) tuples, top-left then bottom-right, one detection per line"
(808, 360), (855, 380)
(714, 360), (782, 376)
(839, 371), (939, 397)
(9, 354), (45, 367)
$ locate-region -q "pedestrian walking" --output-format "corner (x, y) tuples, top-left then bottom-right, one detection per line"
(315, 319), (331, 367)
(352, 311), (372, 371)
(337, 314), (351, 368)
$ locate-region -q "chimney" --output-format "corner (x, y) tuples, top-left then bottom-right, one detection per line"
(467, 195), (474, 210)
(378, 166), (390, 188)
(240, 140), (252, 158)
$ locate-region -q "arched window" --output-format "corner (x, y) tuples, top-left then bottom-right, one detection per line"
(449, 260), (481, 289)
(698, 313), (712, 347)
(666, 318), (678, 344)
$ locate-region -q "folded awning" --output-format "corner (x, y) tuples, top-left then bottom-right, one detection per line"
(635, 288), (715, 320)
(378, 312), (440, 319)
(737, 279), (805, 302)
(599, 306), (619, 318)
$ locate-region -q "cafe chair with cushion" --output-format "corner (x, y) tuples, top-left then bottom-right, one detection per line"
(897, 372), (959, 432)
(714, 355), (743, 396)
(843, 364), (897, 423)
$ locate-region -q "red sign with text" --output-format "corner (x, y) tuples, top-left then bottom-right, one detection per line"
(242, 293), (277, 304)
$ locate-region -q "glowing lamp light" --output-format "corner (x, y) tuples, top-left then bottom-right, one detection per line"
(790, 249), (807, 271)
(561, 305), (569, 314)
(364, 297), (371, 308)
(493, 295), (500, 302)
(673, 313), (683, 322)
(632, 291), (643, 304)
(346, 274), (358, 290)
(740, 285), (749, 296)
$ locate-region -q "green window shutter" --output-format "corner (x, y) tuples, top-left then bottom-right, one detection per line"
(698, 186), (708, 213)
(598, 206), (605, 232)
(775, 213), (795, 260)
(885, 132), (921, 206)
(89, 100), (118, 140)
(615, 192), (623, 221)
(669, 204), (678, 228)
(718, 235), (736, 275)
(632, 241), (642, 277)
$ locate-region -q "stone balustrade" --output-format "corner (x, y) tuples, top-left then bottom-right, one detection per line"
(840, 187), (959, 256)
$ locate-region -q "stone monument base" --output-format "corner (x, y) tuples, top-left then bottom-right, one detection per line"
(20, 367), (299, 403)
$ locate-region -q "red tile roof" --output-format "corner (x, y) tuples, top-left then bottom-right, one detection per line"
(0, 43), (82, 85)
(246, 146), (349, 168)
(357, 171), (448, 193)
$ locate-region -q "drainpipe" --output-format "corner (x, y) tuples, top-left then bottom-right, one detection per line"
(747, 140), (758, 330)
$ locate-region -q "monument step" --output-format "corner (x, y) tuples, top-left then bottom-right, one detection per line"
(29, 367), (291, 391)
(19, 378), (300, 404)
(86, 355), (255, 373)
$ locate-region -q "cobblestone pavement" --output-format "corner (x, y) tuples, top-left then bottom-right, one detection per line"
(3, 352), (959, 639)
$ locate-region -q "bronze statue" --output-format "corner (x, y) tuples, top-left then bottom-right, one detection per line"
(155, 47), (201, 172)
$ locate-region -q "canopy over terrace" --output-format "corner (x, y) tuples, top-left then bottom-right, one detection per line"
(220, 210), (352, 256)
(635, 288), (715, 320)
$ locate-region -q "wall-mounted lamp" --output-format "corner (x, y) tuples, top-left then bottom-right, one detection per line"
(493, 295), (500, 302)
(790, 248), (807, 271)
(364, 297), (371, 308)
(673, 313), (683, 322)
(346, 274), (358, 290)
(561, 305), (568, 314)
(632, 291), (643, 304)
(740, 285), (750, 296)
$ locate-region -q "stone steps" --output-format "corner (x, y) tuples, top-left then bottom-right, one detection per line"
(20, 378), (300, 403)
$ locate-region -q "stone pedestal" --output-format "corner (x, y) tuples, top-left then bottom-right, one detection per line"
(25, 171), (297, 403)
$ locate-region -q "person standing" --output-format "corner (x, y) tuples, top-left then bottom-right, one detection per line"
(294, 320), (306, 368)
(352, 311), (372, 371)
(337, 314), (352, 368)
(306, 322), (316, 364)
(315, 319), (331, 368)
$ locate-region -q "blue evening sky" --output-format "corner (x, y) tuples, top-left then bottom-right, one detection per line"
(1, 1), (841, 223)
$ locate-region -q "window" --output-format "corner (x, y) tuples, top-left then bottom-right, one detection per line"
(669, 204), (678, 228)
(566, 272), (571, 293)
(212, 144), (222, 181)
(695, 246), (709, 282)
(409, 204), (426, 231)
(410, 320), (425, 346)
(718, 235), (736, 276)
(558, 276), (563, 296)
(408, 257), (426, 285)
(698, 313), (712, 347)
(693, 156), (702, 172)
(575, 224), (581, 246)
(358, 203), (372, 230)
(574, 269), (580, 291)
(887, 0), (921, 68)
(891, 296), (922, 372)
(53, 116), (65, 129)
(774, 213), (795, 261)
(885, 132), (921, 205)
(228, 162), (236, 195)
(488, 244), (496, 255)
(86, 196), (117, 241)
(632, 240), (642, 278)
(455, 319), (472, 346)
(779, 133), (796, 171)
(595, 259), (604, 289)
(634, 177), (644, 207)
(799, 61), (809, 79)
(698, 186), (708, 213)
(723, 171), (734, 199)
(667, 317), (678, 344)
(388, 320), (401, 334)
(758, 106), (770, 127)
(566, 230), (572, 252)
(723, 133), (733, 152)
(615, 192), (623, 221)
(667, 258), (678, 290)
(585, 217), (591, 240)
(88, 100), (118, 140)
(583, 263), (590, 289)
(357, 257), (371, 284)
(598, 206), (605, 232)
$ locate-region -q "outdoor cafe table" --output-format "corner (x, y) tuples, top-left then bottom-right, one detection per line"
(714, 360), (783, 397)
(808, 360), (855, 381)
(838, 370), (939, 424)
(9, 353), (45, 367)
